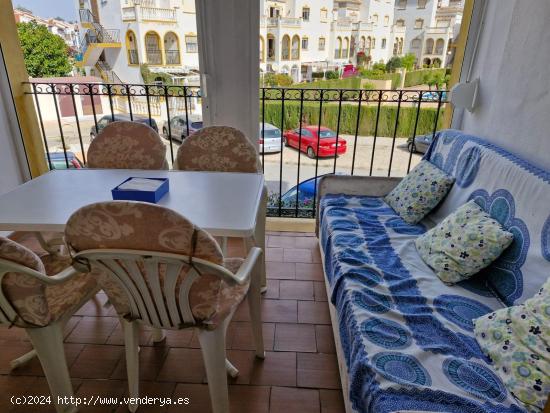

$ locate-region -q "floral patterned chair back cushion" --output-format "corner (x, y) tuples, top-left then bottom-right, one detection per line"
(65, 201), (248, 328)
(87, 121), (168, 170)
(175, 126), (262, 173)
(0, 237), (51, 327)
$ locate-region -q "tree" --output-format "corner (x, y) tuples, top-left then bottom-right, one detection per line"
(385, 56), (402, 73)
(262, 73), (293, 87)
(401, 53), (416, 71)
(17, 21), (72, 78)
(372, 62), (386, 73)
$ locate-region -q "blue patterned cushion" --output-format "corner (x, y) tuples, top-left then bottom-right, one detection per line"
(384, 160), (455, 224)
(416, 200), (514, 284)
(474, 277), (550, 411)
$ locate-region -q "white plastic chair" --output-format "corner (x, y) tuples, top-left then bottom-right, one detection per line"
(64, 201), (265, 413)
(0, 237), (99, 413)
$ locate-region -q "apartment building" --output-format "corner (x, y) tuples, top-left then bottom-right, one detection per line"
(75, 0), (198, 84)
(13, 7), (80, 51)
(394, 0), (463, 67)
(75, 0), (462, 85)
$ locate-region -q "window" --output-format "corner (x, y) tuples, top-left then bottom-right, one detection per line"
(320, 8), (328, 21)
(396, 19), (405, 27)
(334, 36), (342, 59)
(318, 37), (325, 50)
(425, 38), (434, 54)
(302, 37), (308, 50)
(435, 38), (445, 54)
(384, 15), (389, 26)
(126, 30), (139, 65)
(397, 0), (407, 8)
(381, 38), (386, 49)
(411, 38), (421, 49)
(371, 14), (379, 25)
(269, 7), (280, 18)
(417, 0), (427, 8)
(282, 35), (290, 60)
(185, 35), (198, 53)
(145, 31), (162, 64)
(371, 37), (376, 49)
(414, 18), (424, 29)
(291, 35), (300, 59)
(260, 36), (265, 62)
(343, 37), (349, 58)
(302, 7), (310, 21)
(436, 19), (451, 28)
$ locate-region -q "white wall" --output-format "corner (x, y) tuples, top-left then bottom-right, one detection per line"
(458, 0), (550, 170)
(0, 49), (30, 195)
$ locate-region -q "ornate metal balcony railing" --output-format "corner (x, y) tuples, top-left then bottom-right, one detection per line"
(146, 49), (163, 65)
(128, 49), (139, 65)
(165, 50), (181, 65)
(25, 82), (448, 219)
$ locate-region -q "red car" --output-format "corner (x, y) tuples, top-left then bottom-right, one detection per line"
(283, 126), (347, 158)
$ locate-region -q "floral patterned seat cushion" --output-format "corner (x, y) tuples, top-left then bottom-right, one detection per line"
(384, 160), (455, 224)
(474, 276), (550, 411)
(416, 200), (514, 284)
(175, 126), (262, 173)
(87, 121), (168, 170)
(65, 201), (249, 329)
(0, 237), (97, 327)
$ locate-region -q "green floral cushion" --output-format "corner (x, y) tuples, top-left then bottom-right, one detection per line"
(415, 200), (514, 283)
(474, 277), (550, 411)
(384, 160), (454, 224)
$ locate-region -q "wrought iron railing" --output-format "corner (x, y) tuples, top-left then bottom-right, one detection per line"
(165, 50), (181, 65)
(146, 49), (163, 65)
(25, 82), (448, 219)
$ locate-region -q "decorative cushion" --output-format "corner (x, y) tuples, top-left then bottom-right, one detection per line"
(0, 237), (96, 327)
(384, 160), (454, 224)
(175, 126), (262, 173)
(416, 200), (514, 284)
(65, 201), (248, 329)
(474, 277), (550, 411)
(87, 121), (167, 170)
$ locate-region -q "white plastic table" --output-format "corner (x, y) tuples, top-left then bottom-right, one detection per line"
(0, 169), (266, 287)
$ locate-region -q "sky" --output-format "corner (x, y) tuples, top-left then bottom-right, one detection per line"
(14, 0), (77, 22)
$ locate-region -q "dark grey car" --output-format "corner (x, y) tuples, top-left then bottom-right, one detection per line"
(162, 116), (203, 141)
(408, 134), (434, 154)
(89, 114), (159, 140)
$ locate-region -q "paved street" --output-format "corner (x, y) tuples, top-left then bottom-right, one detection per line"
(41, 118), (421, 198)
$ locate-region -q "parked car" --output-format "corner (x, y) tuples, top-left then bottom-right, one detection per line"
(283, 126), (347, 159)
(259, 123), (282, 153)
(421, 91), (448, 102)
(89, 114), (158, 140)
(408, 133), (433, 154)
(47, 151), (83, 169)
(162, 115), (203, 141)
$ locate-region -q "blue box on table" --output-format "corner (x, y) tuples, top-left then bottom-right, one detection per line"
(111, 177), (169, 203)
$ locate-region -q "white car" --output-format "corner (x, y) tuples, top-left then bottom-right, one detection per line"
(259, 123), (282, 153)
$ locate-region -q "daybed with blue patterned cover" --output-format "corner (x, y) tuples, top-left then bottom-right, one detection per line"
(316, 130), (550, 413)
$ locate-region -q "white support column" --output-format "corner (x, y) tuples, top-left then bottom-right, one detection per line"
(195, 0), (260, 147)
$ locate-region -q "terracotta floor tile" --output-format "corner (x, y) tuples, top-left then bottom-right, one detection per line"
(294, 236), (319, 249)
(315, 325), (336, 354)
(274, 323), (317, 353)
(115, 381), (176, 413)
(266, 247), (284, 262)
(229, 321), (275, 351)
(298, 301), (331, 325)
(250, 351), (296, 387)
(106, 324), (152, 346)
(74, 293), (114, 317)
(267, 235), (296, 248)
(312, 247), (323, 263)
(70, 344), (124, 379)
(231, 298), (250, 322)
(74, 379), (126, 413)
(295, 263), (325, 281)
(270, 386), (320, 413)
(65, 316), (119, 345)
(0, 376), (38, 412)
(110, 346), (169, 381)
(283, 248), (313, 263)
(279, 280), (314, 300)
(266, 262), (296, 280)
(264, 279), (280, 299)
(160, 329), (194, 348)
(12, 343), (84, 377)
(0, 341), (34, 374)
(0, 325), (29, 342)
(156, 348), (205, 383)
(314, 281), (329, 302)
(320, 389), (346, 413)
(297, 353), (341, 389)
(9, 377), (58, 413)
(170, 384), (270, 413)
(261, 299), (297, 323)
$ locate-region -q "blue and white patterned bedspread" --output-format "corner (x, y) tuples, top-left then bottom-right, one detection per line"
(319, 194), (527, 413)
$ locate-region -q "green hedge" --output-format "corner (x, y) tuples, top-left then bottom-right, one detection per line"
(297, 77), (362, 90)
(404, 69), (446, 88)
(363, 72), (401, 89)
(260, 101), (444, 138)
